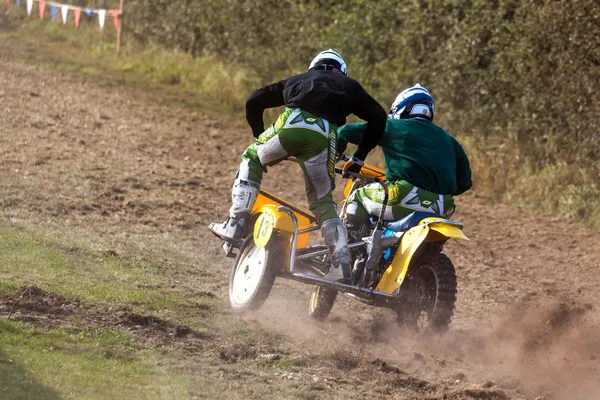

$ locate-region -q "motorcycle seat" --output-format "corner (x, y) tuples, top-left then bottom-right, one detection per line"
(384, 211), (444, 232)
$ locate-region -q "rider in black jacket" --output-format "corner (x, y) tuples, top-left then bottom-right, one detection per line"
(210, 49), (386, 282)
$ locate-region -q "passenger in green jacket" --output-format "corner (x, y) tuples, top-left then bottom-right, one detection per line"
(337, 84), (472, 234)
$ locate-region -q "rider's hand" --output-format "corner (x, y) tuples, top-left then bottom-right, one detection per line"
(343, 156), (364, 175)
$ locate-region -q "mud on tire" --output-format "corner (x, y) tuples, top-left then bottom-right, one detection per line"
(395, 253), (457, 332)
(228, 236), (281, 314)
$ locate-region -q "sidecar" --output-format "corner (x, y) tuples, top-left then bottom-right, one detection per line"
(228, 186), (405, 314)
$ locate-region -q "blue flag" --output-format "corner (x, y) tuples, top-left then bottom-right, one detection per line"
(85, 8), (93, 17)
(51, 5), (57, 22)
(16, 0), (20, 7)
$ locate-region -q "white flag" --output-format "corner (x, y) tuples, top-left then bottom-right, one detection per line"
(98, 9), (106, 30)
(61, 5), (68, 24)
(26, 0), (33, 15)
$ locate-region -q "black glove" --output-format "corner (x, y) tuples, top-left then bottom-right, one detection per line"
(343, 155), (364, 175)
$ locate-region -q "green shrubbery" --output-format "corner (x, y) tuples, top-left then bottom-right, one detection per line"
(122, 0), (600, 225)
(124, 0), (599, 163)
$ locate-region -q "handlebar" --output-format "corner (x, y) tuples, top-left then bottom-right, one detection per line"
(335, 156), (388, 229)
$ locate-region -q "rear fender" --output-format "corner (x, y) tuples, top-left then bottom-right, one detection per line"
(375, 224), (430, 294)
(375, 218), (469, 294)
(420, 217), (470, 242)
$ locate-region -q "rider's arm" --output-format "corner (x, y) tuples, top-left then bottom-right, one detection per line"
(350, 86), (387, 160)
(454, 141), (473, 195)
(337, 123), (367, 154)
(245, 79), (287, 137)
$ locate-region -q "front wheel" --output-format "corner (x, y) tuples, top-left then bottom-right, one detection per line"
(395, 253), (457, 332)
(308, 285), (337, 321)
(228, 236), (282, 314)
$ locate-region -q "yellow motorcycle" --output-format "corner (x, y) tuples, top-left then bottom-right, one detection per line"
(225, 159), (469, 331)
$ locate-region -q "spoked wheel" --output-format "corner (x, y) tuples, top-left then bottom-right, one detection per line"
(395, 253), (457, 332)
(229, 237), (281, 314)
(308, 285), (337, 321)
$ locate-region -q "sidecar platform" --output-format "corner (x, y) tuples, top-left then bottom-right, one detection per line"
(267, 205), (403, 306)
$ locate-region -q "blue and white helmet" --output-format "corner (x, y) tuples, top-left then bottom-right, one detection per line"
(309, 49), (347, 76)
(390, 84), (435, 121)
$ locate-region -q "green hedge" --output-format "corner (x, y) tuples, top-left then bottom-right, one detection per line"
(122, 0), (599, 171)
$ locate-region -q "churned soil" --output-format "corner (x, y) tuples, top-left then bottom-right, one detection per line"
(1, 59), (600, 399)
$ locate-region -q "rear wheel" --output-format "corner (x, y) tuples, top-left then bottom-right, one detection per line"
(308, 285), (337, 321)
(229, 236), (282, 314)
(395, 253), (457, 332)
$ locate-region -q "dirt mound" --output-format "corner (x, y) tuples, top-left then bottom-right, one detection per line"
(0, 286), (210, 345)
(0, 286), (82, 316)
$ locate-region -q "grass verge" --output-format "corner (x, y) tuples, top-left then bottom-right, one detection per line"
(1, 225), (189, 312)
(0, 4), (259, 118)
(0, 319), (192, 400)
(461, 136), (600, 230)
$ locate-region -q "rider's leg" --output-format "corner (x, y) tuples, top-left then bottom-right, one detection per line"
(209, 110), (296, 243)
(275, 111), (351, 282)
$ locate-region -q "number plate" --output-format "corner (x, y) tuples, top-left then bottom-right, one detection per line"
(254, 212), (274, 248)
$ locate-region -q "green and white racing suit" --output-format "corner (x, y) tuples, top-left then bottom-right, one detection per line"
(338, 117), (472, 223)
(239, 107), (339, 223)
(346, 180), (456, 222)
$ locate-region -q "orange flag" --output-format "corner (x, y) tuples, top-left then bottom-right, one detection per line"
(74, 8), (81, 27)
(112, 9), (120, 30)
(39, 0), (46, 19)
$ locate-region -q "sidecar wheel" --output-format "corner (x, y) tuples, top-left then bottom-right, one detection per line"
(308, 285), (337, 321)
(229, 237), (281, 314)
(395, 253), (457, 332)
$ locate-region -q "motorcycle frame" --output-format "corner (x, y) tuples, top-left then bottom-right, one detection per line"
(250, 166), (402, 306)
(273, 204), (402, 306)
(248, 161), (467, 307)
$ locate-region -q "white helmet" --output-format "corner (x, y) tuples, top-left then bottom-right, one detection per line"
(308, 49), (347, 76)
(390, 83), (435, 121)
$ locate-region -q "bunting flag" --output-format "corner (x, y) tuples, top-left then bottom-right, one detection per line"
(60, 4), (68, 24)
(97, 9), (105, 30)
(73, 8), (80, 27)
(112, 9), (119, 30)
(6, 0), (121, 32)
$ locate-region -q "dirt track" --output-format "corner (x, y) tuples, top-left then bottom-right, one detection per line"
(2, 60), (600, 399)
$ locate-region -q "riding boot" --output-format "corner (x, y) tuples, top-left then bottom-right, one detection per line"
(209, 179), (259, 245)
(321, 218), (352, 283)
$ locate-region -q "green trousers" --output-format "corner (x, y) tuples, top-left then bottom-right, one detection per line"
(346, 180), (455, 222)
(237, 108), (338, 223)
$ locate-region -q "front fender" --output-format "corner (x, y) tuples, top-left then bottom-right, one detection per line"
(376, 224), (430, 294)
